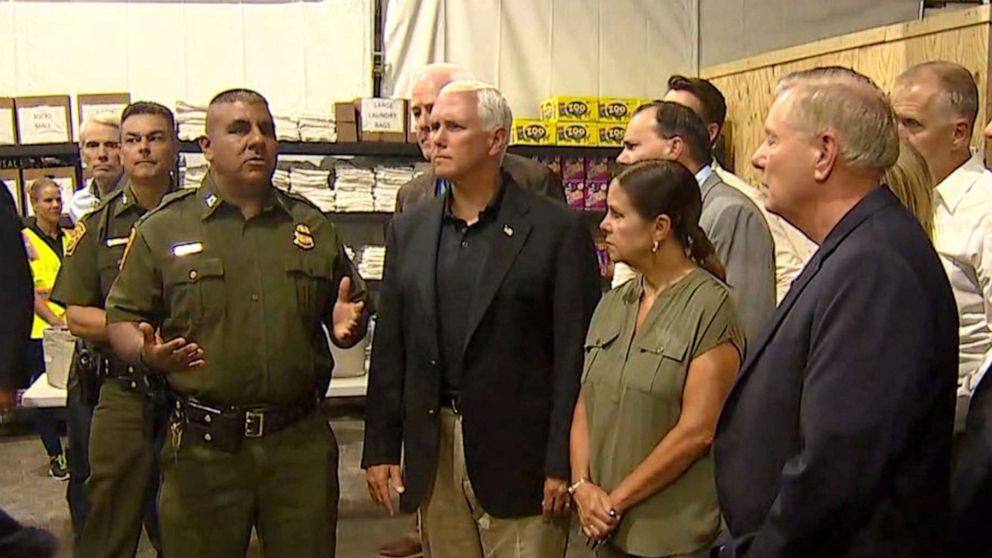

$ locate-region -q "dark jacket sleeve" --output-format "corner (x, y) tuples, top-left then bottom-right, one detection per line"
(545, 214), (601, 479)
(0, 507), (57, 558)
(724, 249), (950, 557)
(361, 220), (406, 467)
(0, 185), (33, 391)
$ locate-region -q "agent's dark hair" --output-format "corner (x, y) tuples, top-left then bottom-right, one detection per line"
(209, 88), (269, 108)
(121, 101), (176, 138)
(633, 101), (713, 166)
(615, 159), (725, 282)
(667, 74), (727, 140)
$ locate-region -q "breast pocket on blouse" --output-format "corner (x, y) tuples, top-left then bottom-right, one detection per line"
(286, 254), (334, 323)
(627, 333), (689, 396)
(164, 257), (225, 326)
(582, 325), (622, 384)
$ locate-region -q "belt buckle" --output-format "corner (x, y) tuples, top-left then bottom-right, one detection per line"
(245, 411), (265, 438)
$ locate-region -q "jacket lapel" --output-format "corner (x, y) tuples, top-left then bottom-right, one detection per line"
(410, 195), (445, 354)
(731, 186), (899, 385)
(463, 181), (532, 353)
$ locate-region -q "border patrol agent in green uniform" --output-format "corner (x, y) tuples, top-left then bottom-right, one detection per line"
(105, 89), (370, 558)
(50, 101), (181, 558)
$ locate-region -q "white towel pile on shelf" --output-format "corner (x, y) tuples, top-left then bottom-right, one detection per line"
(273, 168), (291, 191)
(181, 164), (208, 190)
(175, 101), (207, 141)
(334, 163), (375, 212)
(275, 114), (300, 142)
(373, 165), (415, 212)
(358, 246), (386, 280)
(290, 167), (334, 211)
(298, 113), (337, 142)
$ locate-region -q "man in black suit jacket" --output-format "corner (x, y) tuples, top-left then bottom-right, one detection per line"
(714, 67), (959, 558)
(362, 81), (600, 557)
(0, 183), (33, 413)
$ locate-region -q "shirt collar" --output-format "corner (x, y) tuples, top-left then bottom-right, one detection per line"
(694, 164), (713, 186)
(442, 174), (507, 225)
(199, 173), (287, 220)
(935, 150), (986, 214)
(114, 176), (177, 217)
(26, 216), (64, 242)
(91, 173), (124, 201)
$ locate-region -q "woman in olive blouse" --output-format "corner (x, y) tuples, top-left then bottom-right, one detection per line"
(570, 160), (745, 557)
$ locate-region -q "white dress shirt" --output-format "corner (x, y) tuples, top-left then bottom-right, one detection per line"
(68, 175), (122, 224)
(934, 151), (992, 421)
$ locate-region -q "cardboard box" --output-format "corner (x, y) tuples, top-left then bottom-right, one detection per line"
(510, 119), (555, 145)
(598, 122), (626, 147)
(334, 102), (358, 123)
(76, 93), (130, 139)
(0, 169), (22, 215)
(597, 98), (640, 122)
(337, 122), (359, 143)
(541, 96), (598, 122)
(0, 98), (15, 145)
(359, 98), (408, 143)
(22, 167), (76, 216)
(584, 157), (611, 182)
(584, 181), (608, 210)
(15, 95), (72, 144)
(561, 157), (585, 182)
(557, 122), (598, 146)
(564, 181), (585, 209)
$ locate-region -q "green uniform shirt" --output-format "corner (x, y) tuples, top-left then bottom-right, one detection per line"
(581, 268), (745, 557)
(51, 180), (162, 310)
(105, 175), (367, 406)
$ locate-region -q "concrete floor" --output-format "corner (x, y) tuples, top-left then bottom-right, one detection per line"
(0, 399), (593, 558)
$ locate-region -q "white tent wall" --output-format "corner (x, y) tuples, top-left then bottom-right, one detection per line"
(0, 0), (373, 121)
(382, 0), (698, 118)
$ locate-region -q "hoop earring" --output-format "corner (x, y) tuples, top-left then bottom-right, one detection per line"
(651, 240), (660, 254)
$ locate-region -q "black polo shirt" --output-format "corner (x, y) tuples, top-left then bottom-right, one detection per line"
(436, 180), (506, 398)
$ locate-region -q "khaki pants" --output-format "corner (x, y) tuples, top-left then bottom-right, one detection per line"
(420, 409), (568, 558)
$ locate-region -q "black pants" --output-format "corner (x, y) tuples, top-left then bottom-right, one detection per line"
(65, 368), (93, 554)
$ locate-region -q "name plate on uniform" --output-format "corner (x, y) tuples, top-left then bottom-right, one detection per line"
(360, 98), (406, 134)
(15, 95), (72, 144)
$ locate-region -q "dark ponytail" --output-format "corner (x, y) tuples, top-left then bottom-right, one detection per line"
(686, 223), (726, 282)
(615, 159), (726, 281)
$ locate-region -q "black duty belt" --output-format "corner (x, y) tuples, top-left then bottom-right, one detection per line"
(174, 396), (318, 453)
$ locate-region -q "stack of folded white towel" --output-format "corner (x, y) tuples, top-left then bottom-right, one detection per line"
(373, 165), (414, 212)
(334, 164), (375, 212)
(273, 168), (291, 191)
(358, 246), (386, 280)
(290, 167), (334, 211)
(299, 113), (337, 142)
(181, 164), (208, 190)
(175, 101), (207, 141)
(274, 114), (300, 142)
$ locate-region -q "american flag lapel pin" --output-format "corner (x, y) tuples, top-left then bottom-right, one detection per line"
(503, 225), (514, 237)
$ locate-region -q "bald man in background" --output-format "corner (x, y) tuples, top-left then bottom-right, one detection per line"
(891, 62), (992, 435)
(395, 63), (564, 213)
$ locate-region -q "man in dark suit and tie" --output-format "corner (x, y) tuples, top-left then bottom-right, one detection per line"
(714, 67), (959, 557)
(395, 63), (564, 214)
(362, 80), (600, 558)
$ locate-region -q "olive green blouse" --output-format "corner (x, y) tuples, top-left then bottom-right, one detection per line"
(581, 268), (745, 557)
